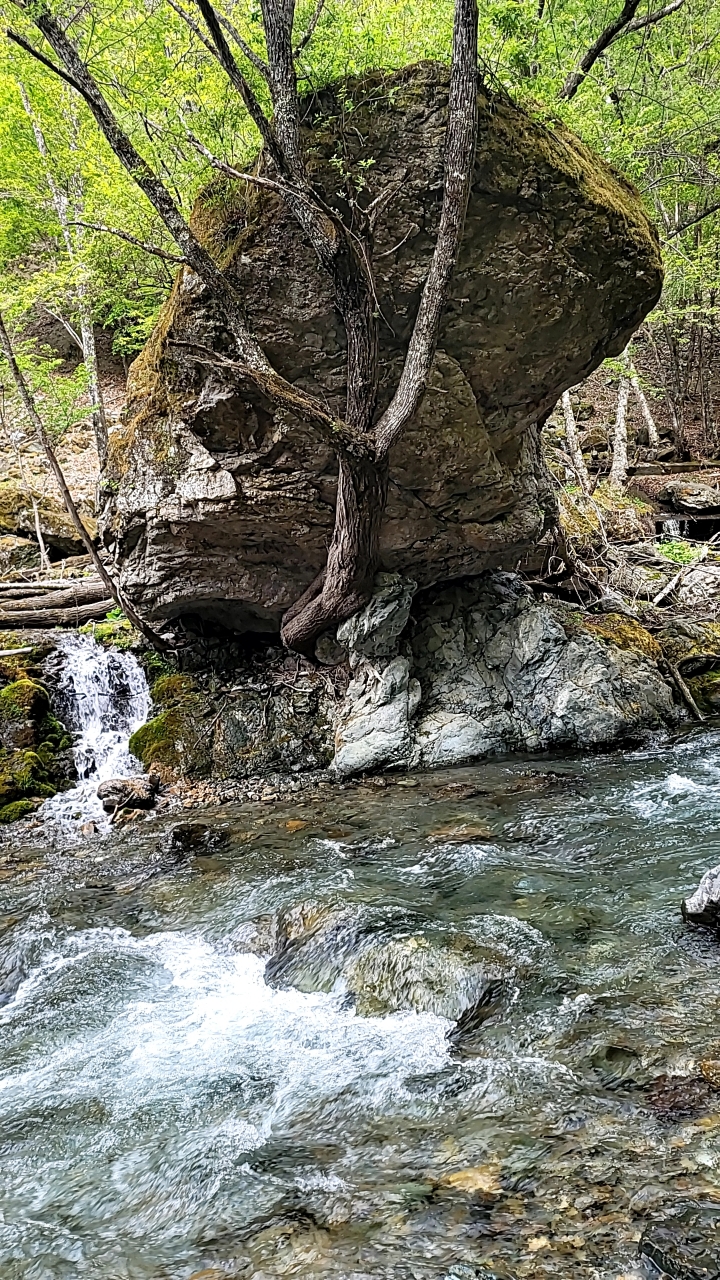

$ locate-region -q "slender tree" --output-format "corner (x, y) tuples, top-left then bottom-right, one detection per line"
(560, 390), (591, 494)
(5, 0), (479, 650)
(18, 82), (108, 461)
(0, 309), (166, 647)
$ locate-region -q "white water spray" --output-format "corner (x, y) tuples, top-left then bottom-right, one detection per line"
(43, 633), (151, 827)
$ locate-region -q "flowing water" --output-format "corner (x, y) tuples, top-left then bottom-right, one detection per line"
(41, 634), (151, 830)
(2, 646), (720, 1279)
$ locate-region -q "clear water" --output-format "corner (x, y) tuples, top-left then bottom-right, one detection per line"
(2, 729), (720, 1278)
(41, 634), (151, 830)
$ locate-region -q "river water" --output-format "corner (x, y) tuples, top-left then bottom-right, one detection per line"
(2, 658), (720, 1278)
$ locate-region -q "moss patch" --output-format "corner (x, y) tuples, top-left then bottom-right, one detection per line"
(581, 613), (662, 662)
(0, 798), (36, 824)
(687, 670), (720, 714)
(129, 674), (213, 777)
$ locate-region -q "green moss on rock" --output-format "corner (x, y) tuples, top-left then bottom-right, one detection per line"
(0, 798), (36, 823)
(582, 614), (662, 662)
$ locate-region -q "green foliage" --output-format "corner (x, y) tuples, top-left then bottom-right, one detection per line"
(0, 0), (717, 358)
(658, 538), (702, 564)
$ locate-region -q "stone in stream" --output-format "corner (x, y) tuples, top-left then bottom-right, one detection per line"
(160, 821), (230, 859)
(96, 775), (158, 813)
(259, 897), (520, 1019)
(681, 866), (720, 929)
(446, 981), (508, 1057)
(640, 1227), (720, 1280)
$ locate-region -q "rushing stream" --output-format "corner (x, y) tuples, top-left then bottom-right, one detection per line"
(2, 646), (720, 1278)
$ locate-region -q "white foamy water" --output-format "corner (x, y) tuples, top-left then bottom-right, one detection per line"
(42, 634), (151, 828)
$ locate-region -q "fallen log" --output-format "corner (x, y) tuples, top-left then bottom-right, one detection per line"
(0, 599), (114, 627)
(0, 581), (108, 614)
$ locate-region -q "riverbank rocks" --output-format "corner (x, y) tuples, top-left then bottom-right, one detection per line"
(96, 775), (158, 813)
(332, 571), (679, 775)
(105, 62), (662, 631)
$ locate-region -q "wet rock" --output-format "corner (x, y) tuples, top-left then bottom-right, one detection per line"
(644, 1074), (720, 1123)
(96, 775), (159, 813)
(660, 479), (720, 513)
(230, 915), (279, 957)
(159, 821), (230, 861)
(261, 898), (517, 1018)
(446, 982), (507, 1057)
(640, 1226), (719, 1279)
(588, 1044), (647, 1091)
(682, 866), (720, 930)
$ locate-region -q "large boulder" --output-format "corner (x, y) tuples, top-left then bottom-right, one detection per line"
(332, 571), (680, 775)
(105, 62), (662, 632)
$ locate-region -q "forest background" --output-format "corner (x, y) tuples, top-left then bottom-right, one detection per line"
(0, 0), (718, 479)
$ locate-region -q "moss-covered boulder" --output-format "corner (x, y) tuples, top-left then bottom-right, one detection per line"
(105, 61), (662, 634)
(0, 658), (75, 824)
(129, 664), (334, 781)
(0, 482), (95, 555)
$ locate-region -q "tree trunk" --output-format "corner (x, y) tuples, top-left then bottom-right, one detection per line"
(281, 452), (389, 650)
(630, 373), (659, 449)
(608, 373), (631, 490)
(561, 391), (590, 493)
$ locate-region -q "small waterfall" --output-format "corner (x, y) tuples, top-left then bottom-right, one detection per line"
(662, 518), (682, 539)
(43, 634), (152, 827)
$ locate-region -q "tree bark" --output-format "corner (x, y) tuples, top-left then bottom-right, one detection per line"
(608, 370), (631, 490)
(281, 453), (389, 650)
(561, 391), (590, 493)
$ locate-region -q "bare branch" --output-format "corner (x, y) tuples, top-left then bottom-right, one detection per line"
(42, 303), (83, 350)
(618, 0), (685, 38)
(192, 0), (286, 174)
(184, 130), (320, 210)
(293, 0), (326, 57)
(664, 200), (720, 239)
(165, 0), (221, 58)
(374, 0), (479, 459)
(217, 12), (269, 77)
(169, 340), (373, 457)
(559, 0), (641, 100)
(6, 28), (83, 94)
(67, 219), (185, 262)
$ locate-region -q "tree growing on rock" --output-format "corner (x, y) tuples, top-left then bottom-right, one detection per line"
(5, 0), (479, 650)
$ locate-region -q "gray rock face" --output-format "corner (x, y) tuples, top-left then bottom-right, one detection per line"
(105, 64), (662, 631)
(332, 571), (679, 775)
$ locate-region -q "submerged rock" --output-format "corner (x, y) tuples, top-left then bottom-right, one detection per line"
(682, 866), (720, 929)
(96, 776), (158, 813)
(160, 821), (229, 858)
(259, 897), (519, 1019)
(105, 63), (661, 631)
